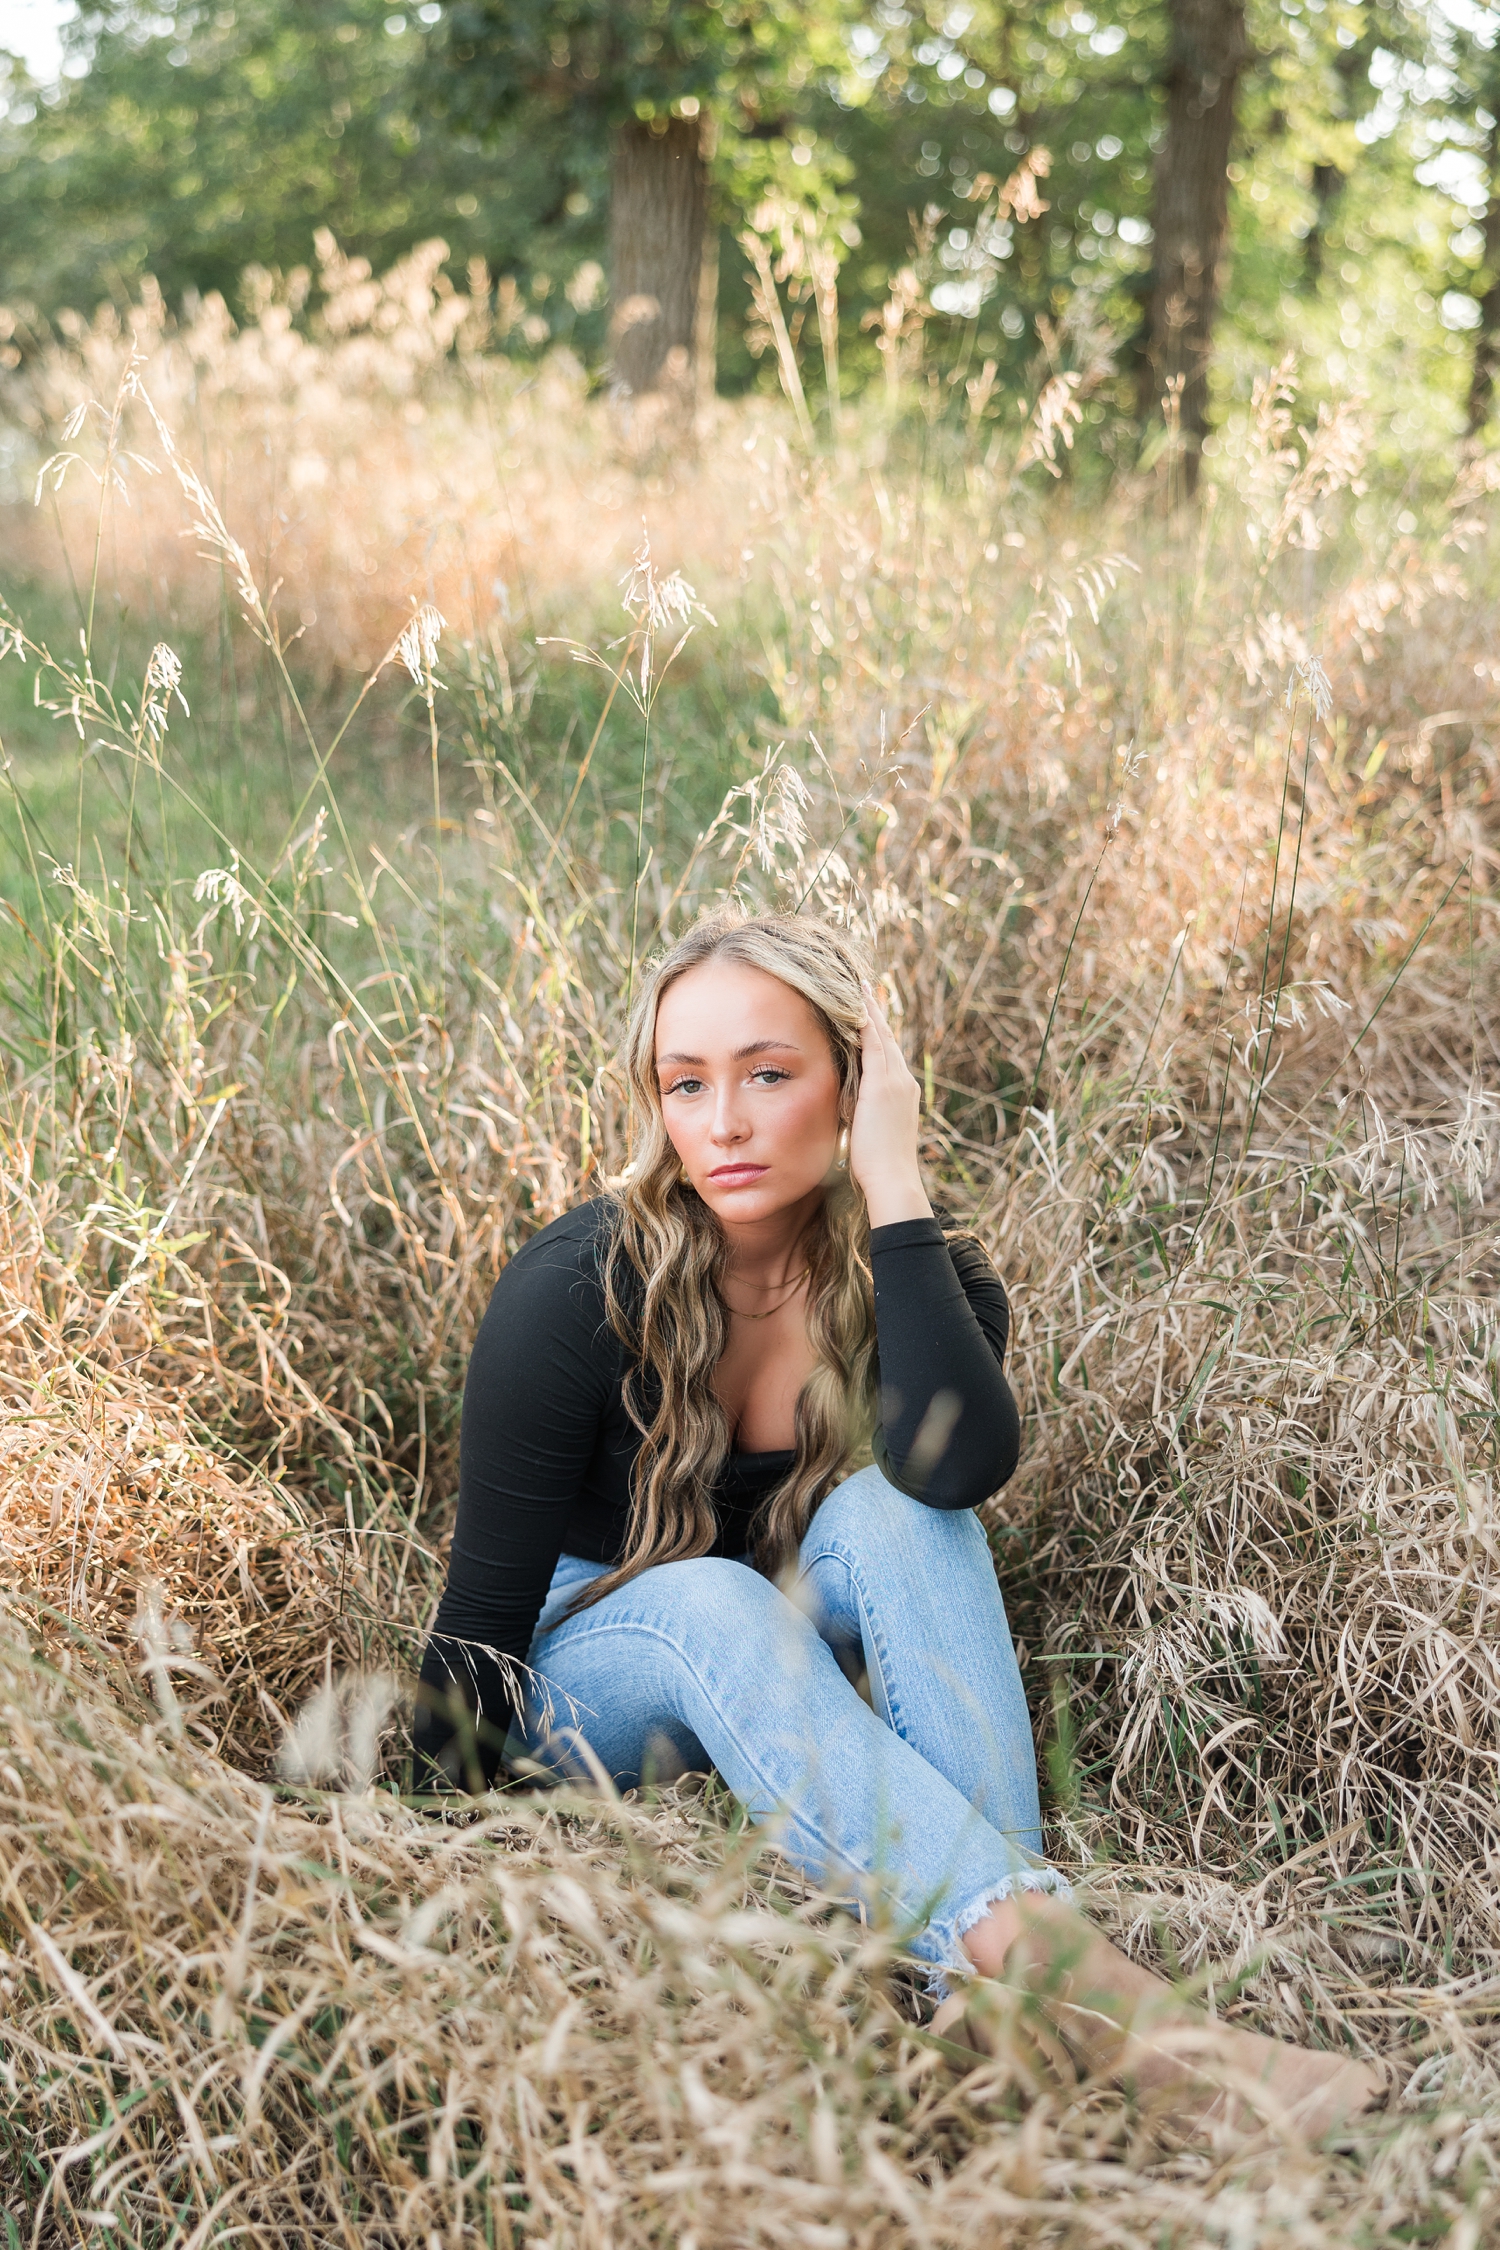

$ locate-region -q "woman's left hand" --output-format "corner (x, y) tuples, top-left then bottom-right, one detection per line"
(847, 984), (934, 1228)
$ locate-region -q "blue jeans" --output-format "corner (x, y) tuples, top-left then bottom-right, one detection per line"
(519, 1465), (1069, 1988)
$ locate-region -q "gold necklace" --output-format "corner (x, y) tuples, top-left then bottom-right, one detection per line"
(722, 1268), (811, 1321)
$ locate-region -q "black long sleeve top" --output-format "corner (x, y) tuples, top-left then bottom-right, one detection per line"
(412, 1201), (1020, 1787)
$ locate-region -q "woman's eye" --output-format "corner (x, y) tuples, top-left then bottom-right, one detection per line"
(750, 1067), (790, 1085)
(664, 1077), (704, 1097)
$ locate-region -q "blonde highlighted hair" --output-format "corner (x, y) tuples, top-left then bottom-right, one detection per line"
(573, 909), (878, 1609)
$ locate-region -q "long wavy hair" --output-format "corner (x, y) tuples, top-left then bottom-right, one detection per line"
(572, 910), (879, 1608)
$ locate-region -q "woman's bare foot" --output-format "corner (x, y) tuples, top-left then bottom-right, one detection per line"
(934, 1890), (1384, 2141)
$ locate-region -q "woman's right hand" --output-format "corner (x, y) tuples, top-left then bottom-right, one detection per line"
(847, 984), (933, 1228)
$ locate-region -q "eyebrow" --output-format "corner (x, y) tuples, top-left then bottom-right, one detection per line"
(656, 1039), (803, 1067)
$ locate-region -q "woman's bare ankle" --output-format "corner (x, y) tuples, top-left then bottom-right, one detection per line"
(945, 1897), (1384, 2139)
(958, 1893), (1025, 1979)
(952, 1893), (1168, 2084)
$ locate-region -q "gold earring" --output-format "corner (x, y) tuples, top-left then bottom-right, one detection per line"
(679, 1161), (690, 1185)
(834, 1125), (850, 1172)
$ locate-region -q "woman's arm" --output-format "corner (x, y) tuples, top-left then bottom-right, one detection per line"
(868, 1219), (1020, 1508)
(848, 987), (1020, 1507)
(412, 1207), (616, 1790)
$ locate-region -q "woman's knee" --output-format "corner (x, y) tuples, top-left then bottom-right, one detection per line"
(652, 1553), (771, 1614)
(527, 1558), (800, 1779)
(625, 1554), (817, 1665)
(809, 1463), (982, 1561)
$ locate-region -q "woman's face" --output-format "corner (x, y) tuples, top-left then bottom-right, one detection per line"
(653, 957), (845, 1226)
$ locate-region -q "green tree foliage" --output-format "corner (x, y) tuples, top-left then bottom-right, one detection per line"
(814, 2), (1448, 430)
(424, 0), (860, 136)
(0, 0), (603, 327)
(1207, 1), (1479, 453)
(1405, 0), (1500, 431)
(422, 2), (871, 395)
(0, 0), (1492, 455)
(803, 3), (1167, 410)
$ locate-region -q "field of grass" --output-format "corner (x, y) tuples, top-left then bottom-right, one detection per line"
(0, 270), (1497, 2245)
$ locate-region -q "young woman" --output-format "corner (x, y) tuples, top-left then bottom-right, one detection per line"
(414, 909), (1381, 2137)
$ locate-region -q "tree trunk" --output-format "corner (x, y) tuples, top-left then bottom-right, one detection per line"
(1304, 46), (1371, 291)
(1140, 0), (1248, 489)
(609, 116), (709, 399)
(1304, 160), (1341, 288)
(1467, 122), (1500, 437)
(694, 221), (719, 412)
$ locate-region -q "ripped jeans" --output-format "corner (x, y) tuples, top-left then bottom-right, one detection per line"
(519, 1465), (1070, 1989)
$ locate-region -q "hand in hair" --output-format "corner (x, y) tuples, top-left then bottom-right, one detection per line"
(849, 983), (934, 1228)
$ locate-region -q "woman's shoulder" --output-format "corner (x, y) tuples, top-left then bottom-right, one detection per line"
(472, 1200), (625, 1376)
(502, 1197), (619, 1295)
(467, 1201), (623, 1409)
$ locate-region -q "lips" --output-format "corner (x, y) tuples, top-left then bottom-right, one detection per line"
(708, 1163), (769, 1185)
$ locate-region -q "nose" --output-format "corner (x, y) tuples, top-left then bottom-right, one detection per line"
(709, 1081), (749, 1145)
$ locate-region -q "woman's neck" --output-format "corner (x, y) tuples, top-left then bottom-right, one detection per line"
(719, 1187), (824, 1289)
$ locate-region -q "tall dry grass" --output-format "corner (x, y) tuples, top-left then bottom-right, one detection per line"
(0, 276), (1498, 2242)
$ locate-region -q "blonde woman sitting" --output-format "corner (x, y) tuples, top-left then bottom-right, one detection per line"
(414, 910), (1380, 2137)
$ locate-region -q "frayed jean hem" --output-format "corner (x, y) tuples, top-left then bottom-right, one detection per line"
(919, 1864), (1075, 2002)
